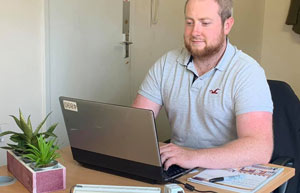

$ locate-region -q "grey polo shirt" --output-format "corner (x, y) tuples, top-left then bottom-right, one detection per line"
(138, 41), (273, 149)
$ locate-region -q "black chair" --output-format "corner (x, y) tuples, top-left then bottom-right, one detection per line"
(268, 80), (300, 193)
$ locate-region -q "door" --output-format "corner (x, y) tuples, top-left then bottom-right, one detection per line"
(46, 0), (132, 146)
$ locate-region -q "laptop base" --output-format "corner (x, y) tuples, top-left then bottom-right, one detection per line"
(71, 147), (166, 184)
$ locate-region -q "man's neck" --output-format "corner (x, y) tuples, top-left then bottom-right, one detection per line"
(193, 41), (227, 76)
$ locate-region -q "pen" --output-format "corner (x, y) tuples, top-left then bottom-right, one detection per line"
(209, 175), (242, 183)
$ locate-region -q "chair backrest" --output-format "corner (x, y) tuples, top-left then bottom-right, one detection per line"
(268, 80), (300, 193)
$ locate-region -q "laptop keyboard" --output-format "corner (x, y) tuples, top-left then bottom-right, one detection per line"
(163, 164), (188, 178)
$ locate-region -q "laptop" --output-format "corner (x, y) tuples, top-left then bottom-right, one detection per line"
(59, 96), (194, 183)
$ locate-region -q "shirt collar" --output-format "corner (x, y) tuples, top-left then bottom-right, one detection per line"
(187, 55), (193, 66)
(215, 39), (236, 71)
(177, 39), (236, 72)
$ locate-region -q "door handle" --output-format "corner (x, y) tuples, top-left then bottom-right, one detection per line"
(120, 41), (133, 45)
(121, 40), (133, 58)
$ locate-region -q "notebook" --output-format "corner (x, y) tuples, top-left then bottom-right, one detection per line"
(59, 96), (194, 183)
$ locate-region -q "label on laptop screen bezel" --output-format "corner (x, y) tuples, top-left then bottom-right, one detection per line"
(63, 100), (78, 112)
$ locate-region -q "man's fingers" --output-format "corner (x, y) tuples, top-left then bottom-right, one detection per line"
(160, 143), (188, 170)
(161, 150), (179, 170)
(164, 157), (176, 170)
(159, 143), (174, 153)
(160, 148), (173, 164)
(160, 153), (167, 164)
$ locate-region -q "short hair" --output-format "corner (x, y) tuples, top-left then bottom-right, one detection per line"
(185, 0), (233, 23)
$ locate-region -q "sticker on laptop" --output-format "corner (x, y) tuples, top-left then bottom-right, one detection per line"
(63, 100), (78, 112)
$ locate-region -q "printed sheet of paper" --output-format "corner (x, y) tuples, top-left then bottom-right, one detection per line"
(189, 165), (284, 192)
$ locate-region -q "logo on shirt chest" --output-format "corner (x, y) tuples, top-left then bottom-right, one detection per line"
(209, 88), (220, 94)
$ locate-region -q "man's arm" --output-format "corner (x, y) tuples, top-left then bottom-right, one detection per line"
(132, 94), (162, 118)
(160, 111), (273, 170)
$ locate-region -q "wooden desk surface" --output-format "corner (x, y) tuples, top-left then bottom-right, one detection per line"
(0, 147), (295, 193)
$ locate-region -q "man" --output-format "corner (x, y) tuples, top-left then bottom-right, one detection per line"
(132, 0), (273, 170)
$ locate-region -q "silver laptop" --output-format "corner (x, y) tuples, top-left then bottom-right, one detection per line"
(59, 96), (193, 183)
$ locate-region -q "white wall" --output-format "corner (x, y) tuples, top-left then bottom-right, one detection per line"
(261, 0), (300, 97)
(230, 0), (265, 62)
(130, 0), (186, 141)
(0, 0), (45, 166)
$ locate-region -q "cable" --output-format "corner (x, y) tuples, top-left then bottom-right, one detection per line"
(171, 179), (217, 193)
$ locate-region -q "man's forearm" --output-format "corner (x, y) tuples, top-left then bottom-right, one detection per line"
(192, 136), (273, 169)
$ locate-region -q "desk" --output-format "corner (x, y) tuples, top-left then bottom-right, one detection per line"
(0, 147), (295, 193)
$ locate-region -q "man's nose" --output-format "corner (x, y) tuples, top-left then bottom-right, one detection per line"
(192, 23), (202, 36)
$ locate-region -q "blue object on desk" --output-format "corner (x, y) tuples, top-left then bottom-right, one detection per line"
(0, 176), (16, 186)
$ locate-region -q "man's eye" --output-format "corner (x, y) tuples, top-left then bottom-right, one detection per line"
(185, 21), (193, 25)
(202, 22), (211, 26)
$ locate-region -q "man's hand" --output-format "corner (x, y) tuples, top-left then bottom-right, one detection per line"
(160, 143), (197, 170)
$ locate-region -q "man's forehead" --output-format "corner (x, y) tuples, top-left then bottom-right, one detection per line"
(185, 0), (220, 12)
(186, 0), (218, 5)
(185, 0), (220, 17)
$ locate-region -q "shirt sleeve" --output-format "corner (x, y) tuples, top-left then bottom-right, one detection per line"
(137, 55), (166, 105)
(234, 61), (273, 115)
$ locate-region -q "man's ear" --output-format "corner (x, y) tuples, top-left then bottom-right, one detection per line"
(224, 17), (234, 35)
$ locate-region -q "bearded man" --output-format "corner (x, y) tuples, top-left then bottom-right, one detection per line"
(132, 0), (273, 170)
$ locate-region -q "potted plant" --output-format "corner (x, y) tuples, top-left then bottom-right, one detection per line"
(0, 109), (66, 193)
(0, 109), (58, 156)
(23, 136), (61, 171)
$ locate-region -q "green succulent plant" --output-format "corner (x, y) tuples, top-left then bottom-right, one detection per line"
(0, 109), (58, 154)
(22, 136), (60, 168)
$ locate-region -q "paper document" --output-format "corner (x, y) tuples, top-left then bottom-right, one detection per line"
(188, 165), (284, 193)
